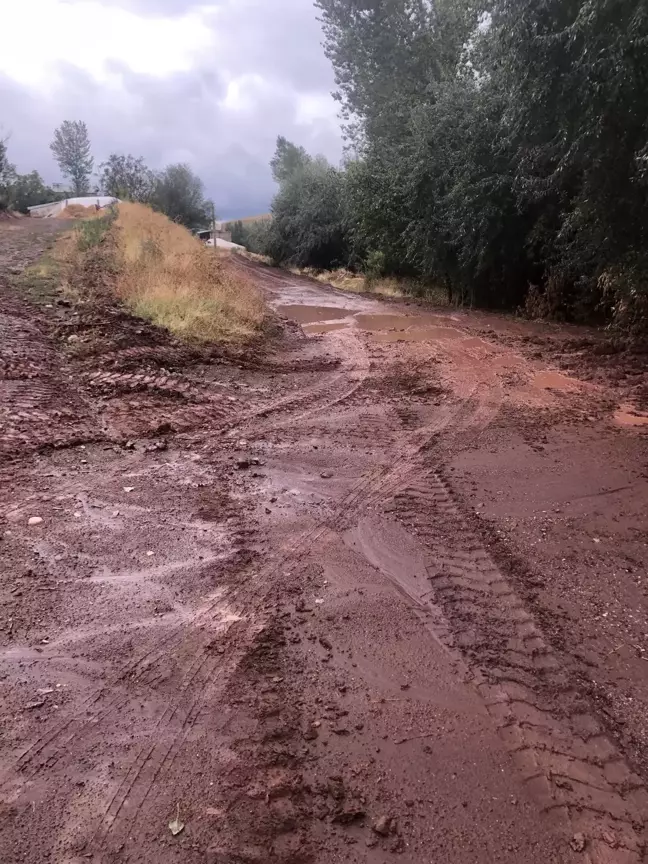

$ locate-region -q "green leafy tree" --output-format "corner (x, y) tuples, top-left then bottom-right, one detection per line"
(270, 136), (311, 184)
(262, 140), (350, 269)
(99, 153), (157, 202)
(50, 121), (94, 196)
(152, 163), (210, 229)
(0, 136), (13, 210)
(228, 220), (247, 245)
(7, 170), (64, 212)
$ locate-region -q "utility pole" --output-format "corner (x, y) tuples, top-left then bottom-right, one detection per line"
(211, 201), (216, 247)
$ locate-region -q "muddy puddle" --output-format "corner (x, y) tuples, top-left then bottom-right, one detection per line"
(277, 304), (351, 325)
(371, 325), (463, 343)
(533, 370), (580, 392)
(280, 304), (467, 343)
(303, 322), (349, 335)
(614, 404), (648, 428)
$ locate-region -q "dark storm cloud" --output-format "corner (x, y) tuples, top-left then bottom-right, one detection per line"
(3, 0), (341, 218)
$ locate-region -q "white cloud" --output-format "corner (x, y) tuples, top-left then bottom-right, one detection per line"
(0, 0), (214, 89)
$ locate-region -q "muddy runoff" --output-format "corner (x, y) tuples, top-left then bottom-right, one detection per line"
(2, 234), (648, 864)
(278, 303), (467, 343)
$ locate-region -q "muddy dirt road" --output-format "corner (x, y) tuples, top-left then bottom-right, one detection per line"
(1, 221), (648, 864)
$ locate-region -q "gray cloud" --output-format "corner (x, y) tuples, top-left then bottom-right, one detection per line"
(2, 0), (341, 218)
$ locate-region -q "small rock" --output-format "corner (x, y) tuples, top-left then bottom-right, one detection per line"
(570, 833), (586, 853)
(320, 471), (333, 479)
(123, 487), (135, 493)
(319, 636), (332, 650)
(27, 517), (43, 526)
(146, 551), (154, 557)
(302, 725), (319, 741)
(236, 458), (250, 470)
(332, 809), (365, 826)
(372, 815), (391, 837)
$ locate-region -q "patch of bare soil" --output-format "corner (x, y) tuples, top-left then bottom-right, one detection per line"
(1, 228), (647, 864)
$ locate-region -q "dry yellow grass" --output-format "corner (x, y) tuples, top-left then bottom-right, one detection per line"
(114, 203), (264, 342)
(292, 267), (407, 298)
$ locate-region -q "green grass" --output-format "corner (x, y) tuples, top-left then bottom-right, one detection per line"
(74, 209), (116, 251)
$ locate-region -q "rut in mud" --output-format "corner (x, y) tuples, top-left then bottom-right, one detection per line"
(1, 221), (647, 864)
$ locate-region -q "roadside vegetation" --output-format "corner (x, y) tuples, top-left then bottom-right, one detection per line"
(55, 203), (264, 343)
(236, 0), (648, 337)
(1, 122), (213, 231)
(113, 203), (263, 342)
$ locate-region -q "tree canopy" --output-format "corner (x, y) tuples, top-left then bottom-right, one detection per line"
(248, 0), (648, 335)
(150, 163), (211, 230)
(99, 153), (156, 203)
(49, 120), (94, 196)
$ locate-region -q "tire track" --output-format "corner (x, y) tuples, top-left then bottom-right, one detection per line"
(383, 469), (648, 863)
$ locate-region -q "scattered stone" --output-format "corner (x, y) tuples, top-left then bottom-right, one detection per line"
(327, 777), (345, 800)
(236, 458), (250, 470)
(319, 636), (332, 650)
(24, 699), (46, 710)
(320, 471), (334, 479)
(27, 517), (43, 526)
(302, 724), (319, 741)
(372, 815), (392, 837)
(123, 487), (135, 493)
(124, 440), (135, 450)
(570, 833), (586, 853)
(332, 725), (350, 736)
(389, 836), (405, 853)
(332, 809), (365, 826)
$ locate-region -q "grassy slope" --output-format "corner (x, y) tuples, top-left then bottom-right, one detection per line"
(114, 203), (265, 342)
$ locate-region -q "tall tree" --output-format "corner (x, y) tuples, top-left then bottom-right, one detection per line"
(0, 136), (11, 209)
(99, 153), (156, 202)
(50, 120), (94, 196)
(270, 136), (310, 184)
(152, 163), (209, 229)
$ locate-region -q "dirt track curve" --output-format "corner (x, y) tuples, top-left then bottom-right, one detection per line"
(1, 220), (648, 864)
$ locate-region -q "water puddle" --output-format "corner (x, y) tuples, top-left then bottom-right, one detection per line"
(533, 371), (579, 392)
(354, 313), (416, 331)
(614, 404), (648, 428)
(303, 322), (349, 335)
(353, 313), (464, 342)
(371, 325), (463, 343)
(277, 304), (351, 325)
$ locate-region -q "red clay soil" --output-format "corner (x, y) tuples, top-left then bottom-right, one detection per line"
(1, 221), (648, 864)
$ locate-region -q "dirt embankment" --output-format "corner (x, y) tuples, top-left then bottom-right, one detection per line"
(0, 221), (647, 864)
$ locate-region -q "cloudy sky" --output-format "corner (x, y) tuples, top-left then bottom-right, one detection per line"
(0, 0), (342, 218)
